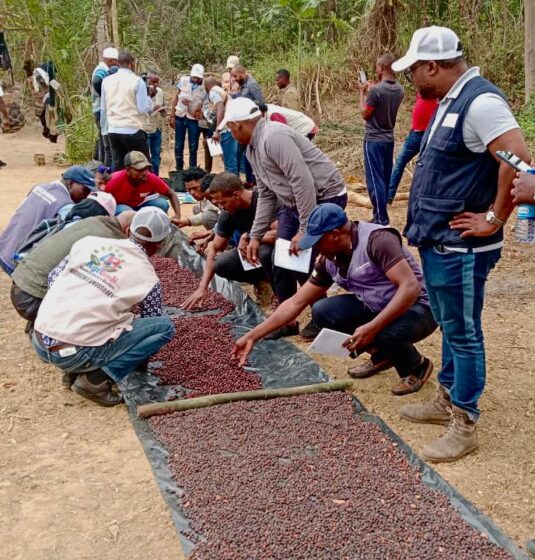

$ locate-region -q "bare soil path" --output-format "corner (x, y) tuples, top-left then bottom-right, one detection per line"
(0, 124), (184, 560)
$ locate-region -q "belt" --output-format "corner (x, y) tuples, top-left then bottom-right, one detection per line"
(437, 241), (504, 254)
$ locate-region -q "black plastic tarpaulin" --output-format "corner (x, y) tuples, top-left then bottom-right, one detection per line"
(120, 229), (527, 559)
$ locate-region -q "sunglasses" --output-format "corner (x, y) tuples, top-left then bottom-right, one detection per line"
(403, 61), (427, 84)
(97, 165), (112, 174)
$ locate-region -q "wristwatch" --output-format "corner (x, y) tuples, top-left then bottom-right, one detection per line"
(485, 210), (506, 227)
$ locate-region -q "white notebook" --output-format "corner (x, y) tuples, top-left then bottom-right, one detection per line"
(207, 138), (223, 157)
(274, 238), (312, 273)
(307, 328), (351, 358)
(238, 250), (262, 271)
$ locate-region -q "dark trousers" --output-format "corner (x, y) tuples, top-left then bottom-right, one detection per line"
(200, 127), (213, 172)
(214, 245), (274, 287)
(174, 116), (200, 170)
(147, 129), (163, 176)
(388, 130), (424, 201)
(108, 130), (150, 171)
(10, 283), (42, 322)
(93, 112), (112, 167)
(237, 143), (255, 184)
(275, 193), (348, 302)
(311, 294), (437, 377)
(364, 140), (394, 225)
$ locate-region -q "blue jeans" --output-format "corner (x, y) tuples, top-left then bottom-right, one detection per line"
(147, 129), (163, 176)
(388, 130), (424, 201)
(274, 193), (348, 302)
(363, 140), (394, 225)
(32, 317), (175, 382)
(116, 197), (170, 215)
(174, 116), (200, 170)
(311, 294), (436, 377)
(419, 246), (501, 420)
(237, 143), (255, 184)
(220, 130), (238, 175)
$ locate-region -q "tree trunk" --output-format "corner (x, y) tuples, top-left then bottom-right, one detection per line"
(525, 0), (535, 101)
(96, 1), (110, 53)
(108, 0), (120, 47)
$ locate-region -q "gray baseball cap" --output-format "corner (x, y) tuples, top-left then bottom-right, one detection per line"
(131, 207), (171, 242)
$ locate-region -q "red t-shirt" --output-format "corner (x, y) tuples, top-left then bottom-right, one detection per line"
(411, 94), (438, 132)
(105, 170), (169, 208)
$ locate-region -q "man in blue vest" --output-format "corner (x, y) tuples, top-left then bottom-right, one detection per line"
(392, 26), (530, 462)
(232, 204), (437, 396)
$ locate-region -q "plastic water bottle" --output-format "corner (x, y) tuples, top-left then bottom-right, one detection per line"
(515, 204), (535, 243)
(515, 169), (535, 243)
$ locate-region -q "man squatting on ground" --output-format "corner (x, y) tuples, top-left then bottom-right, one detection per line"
(0, 165), (97, 276)
(222, 97), (348, 339)
(104, 151), (182, 220)
(10, 212), (135, 331)
(392, 26), (530, 462)
(182, 173), (278, 311)
(31, 207), (175, 407)
(233, 204), (437, 396)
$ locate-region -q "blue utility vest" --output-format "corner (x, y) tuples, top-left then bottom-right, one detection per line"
(404, 76), (507, 249)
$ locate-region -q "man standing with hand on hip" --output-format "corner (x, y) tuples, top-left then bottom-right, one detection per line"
(392, 26), (529, 462)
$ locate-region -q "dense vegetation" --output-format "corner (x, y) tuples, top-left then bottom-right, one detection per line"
(0, 0), (529, 164)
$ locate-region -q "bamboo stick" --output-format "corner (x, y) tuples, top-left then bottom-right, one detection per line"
(137, 380), (353, 418)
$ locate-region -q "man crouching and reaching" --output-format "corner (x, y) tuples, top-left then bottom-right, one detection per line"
(233, 204), (437, 396)
(32, 207), (175, 406)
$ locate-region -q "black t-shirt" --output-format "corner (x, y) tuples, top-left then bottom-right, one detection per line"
(214, 190), (259, 239)
(364, 80), (404, 142)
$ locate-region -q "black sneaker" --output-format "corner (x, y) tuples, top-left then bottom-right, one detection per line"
(300, 319), (321, 341)
(61, 371), (78, 389)
(72, 371), (123, 407)
(264, 323), (299, 340)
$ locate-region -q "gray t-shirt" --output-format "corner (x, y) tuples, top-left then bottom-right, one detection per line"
(365, 80), (404, 142)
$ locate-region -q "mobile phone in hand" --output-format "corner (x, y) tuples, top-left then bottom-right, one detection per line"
(358, 69), (367, 85)
(495, 150), (532, 172)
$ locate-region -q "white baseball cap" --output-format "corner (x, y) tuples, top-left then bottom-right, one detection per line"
(102, 47), (119, 59)
(218, 97), (261, 130)
(226, 55), (240, 69)
(131, 207), (171, 243)
(190, 63), (205, 79)
(392, 26), (463, 72)
(88, 191), (117, 217)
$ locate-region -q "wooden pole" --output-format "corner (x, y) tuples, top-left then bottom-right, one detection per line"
(137, 380), (353, 418)
(525, 0), (535, 101)
(109, 0), (120, 47)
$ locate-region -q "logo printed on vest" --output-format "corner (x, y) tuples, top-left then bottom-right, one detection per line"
(82, 246), (126, 289)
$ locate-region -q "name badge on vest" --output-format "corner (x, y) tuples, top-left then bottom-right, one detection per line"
(442, 113), (459, 128)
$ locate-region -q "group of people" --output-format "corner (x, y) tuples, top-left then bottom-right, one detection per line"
(91, 47), (314, 185)
(1, 25), (534, 469)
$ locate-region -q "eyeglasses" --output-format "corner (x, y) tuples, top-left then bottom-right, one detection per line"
(403, 61), (426, 84)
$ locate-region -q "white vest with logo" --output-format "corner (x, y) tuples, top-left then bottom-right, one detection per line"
(103, 69), (146, 131)
(35, 236), (159, 347)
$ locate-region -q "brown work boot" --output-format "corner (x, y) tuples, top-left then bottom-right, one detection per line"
(399, 384), (451, 425)
(421, 405), (478, 463)
(347, 357), (393, 379)
(72, 371), (123, 407)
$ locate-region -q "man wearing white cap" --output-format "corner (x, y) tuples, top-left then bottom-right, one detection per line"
(92, 46), (118, 167)
(168, 63), (205, 170)
(392, 26), (530, 462)
(221, 97), (347, 339)
(32, 207), (175, 407)
(101, 50), (155, 171)
(222, 55), (240, 94)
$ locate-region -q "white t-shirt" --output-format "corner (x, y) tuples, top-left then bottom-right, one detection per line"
(266, 104), (316, 136)
(426, 67), (518, 153)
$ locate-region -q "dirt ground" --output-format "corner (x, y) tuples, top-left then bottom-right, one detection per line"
(0, 122), (534, 558)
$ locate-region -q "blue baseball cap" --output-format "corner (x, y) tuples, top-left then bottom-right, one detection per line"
(63, 165), (97, 191)
(298, 204), (349, 250)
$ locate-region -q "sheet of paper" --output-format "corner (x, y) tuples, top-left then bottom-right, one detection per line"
(238, 250), (262, 271)
(307, 328), (351, 359)
(207, 138), (223, 157)
(273, 238), (312, 273)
